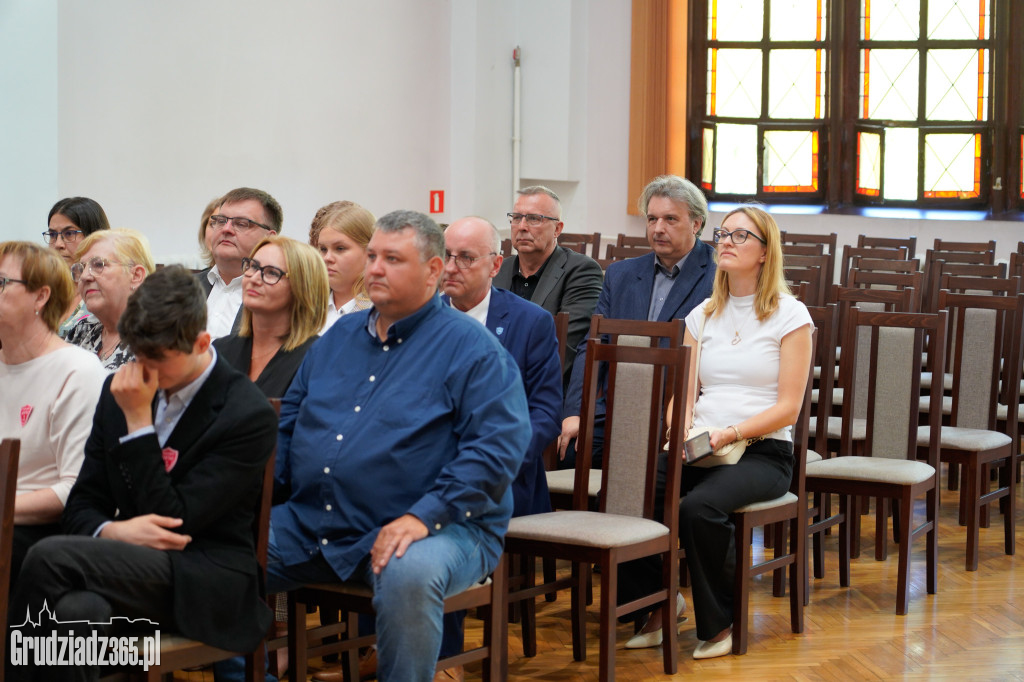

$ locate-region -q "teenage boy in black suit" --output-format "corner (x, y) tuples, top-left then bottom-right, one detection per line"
(8, 265), (278, 682)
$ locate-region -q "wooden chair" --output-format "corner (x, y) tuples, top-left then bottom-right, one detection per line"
(506, 339), (692, 681)
(781, 233), (835, 293)
(805, 305), (838, 596)
(782, 243), (825, 256)
(922, 250), (997, 312)
(616, 233), (650, 249)
(840, 247), (909, 286)
(0, 439), (21, 671)
(847, 269), (924, 311)
(785, 266), (824, 307)
(785, 253), (831, 305)
(109, 401), (281, 682)
(919, 291), (1023, 571)
(287, 555), (508, 682)
(730, 330), (815, 654)
(604, 243), (650, 262)
(806, 309), (947, 615)
(546, 316), (684, 511)
(857, 235), (917, 259)
(559, 231), (602, 259)
(933, 238), (997, 256)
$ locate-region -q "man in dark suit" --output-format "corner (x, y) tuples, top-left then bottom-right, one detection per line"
(493, 185), (603, 385)
(435, 215), (562, 680)
(8, 265), (278, 682)
(196, 187), (283, 338)
(558, 175), (717, 469)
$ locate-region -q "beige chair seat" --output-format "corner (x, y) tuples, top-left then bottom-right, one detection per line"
(807, 456), (934, 485)
(546, 469), (602, 497)
(916, 425), (1011, 451)
(508, 511), (668, 546)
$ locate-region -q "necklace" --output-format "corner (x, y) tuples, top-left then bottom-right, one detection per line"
(727, 299), (756, 345)
(99, 333), (121, 360)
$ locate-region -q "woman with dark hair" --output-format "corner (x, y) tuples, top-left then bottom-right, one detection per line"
(214, 235), (328, 398)
(0, 241), (106, 583)
(619, 205), (812, 659)
(45, 196), (111, 337)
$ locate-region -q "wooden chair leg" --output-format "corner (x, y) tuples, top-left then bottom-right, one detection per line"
(948, 460), (960, 490)
(520, 554), (537, 657)
(926, 487), (938, 596)
(570, 562), (587, 662)
(598, 558), (616, 682)
(790, 514), (805, 634)
(838, 495), (851, 588)
(895, 488), (914, 615)
(542, 557), (557, 601)
(875, 497), (889, 561)
(733, 516), (752, 655)
(965, 455), (981, 571)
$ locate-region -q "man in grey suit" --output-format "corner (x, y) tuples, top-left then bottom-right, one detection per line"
(195, 187), (283, 338)
(493, 186), (603, 384)
(558, 175), (717, 468)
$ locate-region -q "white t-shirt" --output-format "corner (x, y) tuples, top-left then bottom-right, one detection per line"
(685, 294), (812, 442)
(0, 345), (106, 504)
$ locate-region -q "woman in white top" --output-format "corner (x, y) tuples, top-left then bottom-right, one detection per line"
(620, 205), (812, 659)
(309, 201), (374, 333)
(0, 241), (106, 583)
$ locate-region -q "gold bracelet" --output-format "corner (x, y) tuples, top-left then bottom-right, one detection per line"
(730, 425), (743, 442)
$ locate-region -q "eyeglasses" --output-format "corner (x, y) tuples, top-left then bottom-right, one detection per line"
(712, 228), (768, 245)
(208, 215), (272, 232)
(507, 212), (559, 228)
(0, 276), (28, 293)
(444, 251), (497, 269)
(241, 257), (288, 285)
(42, 228), (84, 244)
(71, 257), (125, 283)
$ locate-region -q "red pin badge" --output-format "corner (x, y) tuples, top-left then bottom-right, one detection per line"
(161, 448), (179, 472)
(20, 405), (32, 427)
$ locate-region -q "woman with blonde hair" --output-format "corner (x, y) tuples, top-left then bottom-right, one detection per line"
(619, 205), (812, 659)
(309, 201), (374, 333)
(214, 235), (328, 397)
(0, 241), (106, 582)
(65, 229), (156, 372)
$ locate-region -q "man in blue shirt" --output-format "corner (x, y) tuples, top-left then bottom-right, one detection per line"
(269, 210), (530, 682)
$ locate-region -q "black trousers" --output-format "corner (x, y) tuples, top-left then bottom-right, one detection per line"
(7, 535), (175, 682)
(617, 438), (793, 641)
(10, 524), (62, 593)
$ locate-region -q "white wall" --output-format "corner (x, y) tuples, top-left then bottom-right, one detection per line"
(2, 1), (1018, 265)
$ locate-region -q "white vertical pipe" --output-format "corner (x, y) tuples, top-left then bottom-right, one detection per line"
(512, 46), (522, 204)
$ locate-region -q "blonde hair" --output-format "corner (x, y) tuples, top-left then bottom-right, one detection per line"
(317, 202), (375, 299)
(239, 235), (329, 350)
(197, 196), (221, 268)
(0, 241), (75, 333)
(76, 228), (156, 276)
(704, 205), (790, 322)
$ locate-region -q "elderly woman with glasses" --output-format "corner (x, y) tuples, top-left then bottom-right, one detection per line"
(65, 229), (156, 372)
(618, 206), (813, 659)
(213, 235), (328, 398)
(45, 196), (111, 337)
(0, 241), (106, 583)
(309, 200), (374, 333)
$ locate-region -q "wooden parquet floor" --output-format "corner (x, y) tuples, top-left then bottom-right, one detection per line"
(178, 471), (1024, 681)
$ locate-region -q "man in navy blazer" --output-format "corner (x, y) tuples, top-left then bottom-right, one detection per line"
(559, 175), (717, 469)
(437, 216), (562, 677)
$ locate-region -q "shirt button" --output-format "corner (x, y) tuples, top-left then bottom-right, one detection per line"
(397, 338), (403, 344)
(369, 375), (376, 382)
(325, 504), (332, 511)
(465, 511), (471, 517)
(434, 523), (442, 530)
(383, 345), (390, 351)
(324, 467), (330, 474)
(354, 406), (361, 412)
(336, 434), (343, 441)
(321, 539), (328, 545)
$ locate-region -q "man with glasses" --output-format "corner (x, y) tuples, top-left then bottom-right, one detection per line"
(197, 187), (283, 338)
(558, 175), (716, 470)
(493, 186), (603, 385)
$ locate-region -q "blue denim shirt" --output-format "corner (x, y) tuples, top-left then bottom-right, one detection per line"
(271, 295), (530, 580)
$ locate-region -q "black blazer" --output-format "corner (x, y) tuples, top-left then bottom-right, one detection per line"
(195, 267), (243, 335)
(62, 355), (278, 652)
(493, 245), (603, 382)
(214, 334), (319, 398)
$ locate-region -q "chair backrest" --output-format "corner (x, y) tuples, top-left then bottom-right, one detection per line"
(858, 234), (917, 259)
(841, 246), (909, 286)
(616, 233), (650, 249)
(588, 314), (685, 350)
(806, 305), (838, 455)
(781, 231), (838, 254)
(850, 257), (921, 275)
(604, 244), (651, 261)
(838, 310), (946, 469)
(0, 439), (21, 670)
(576, 338), (691, 528)
(558, 231), (602, 260)
(933, 238), (997, 255)
(552, 311), (570, 371)
(847, 269), (924, 310)
(789, 329), (818, 497)
(782, 244), (825, 256)
(254, 401), (281, 571)
(785, 266), (824, 306)
(938, 292), (1024, 438)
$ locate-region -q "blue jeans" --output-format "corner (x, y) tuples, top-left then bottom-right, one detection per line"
(217, 523), (496, 682)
